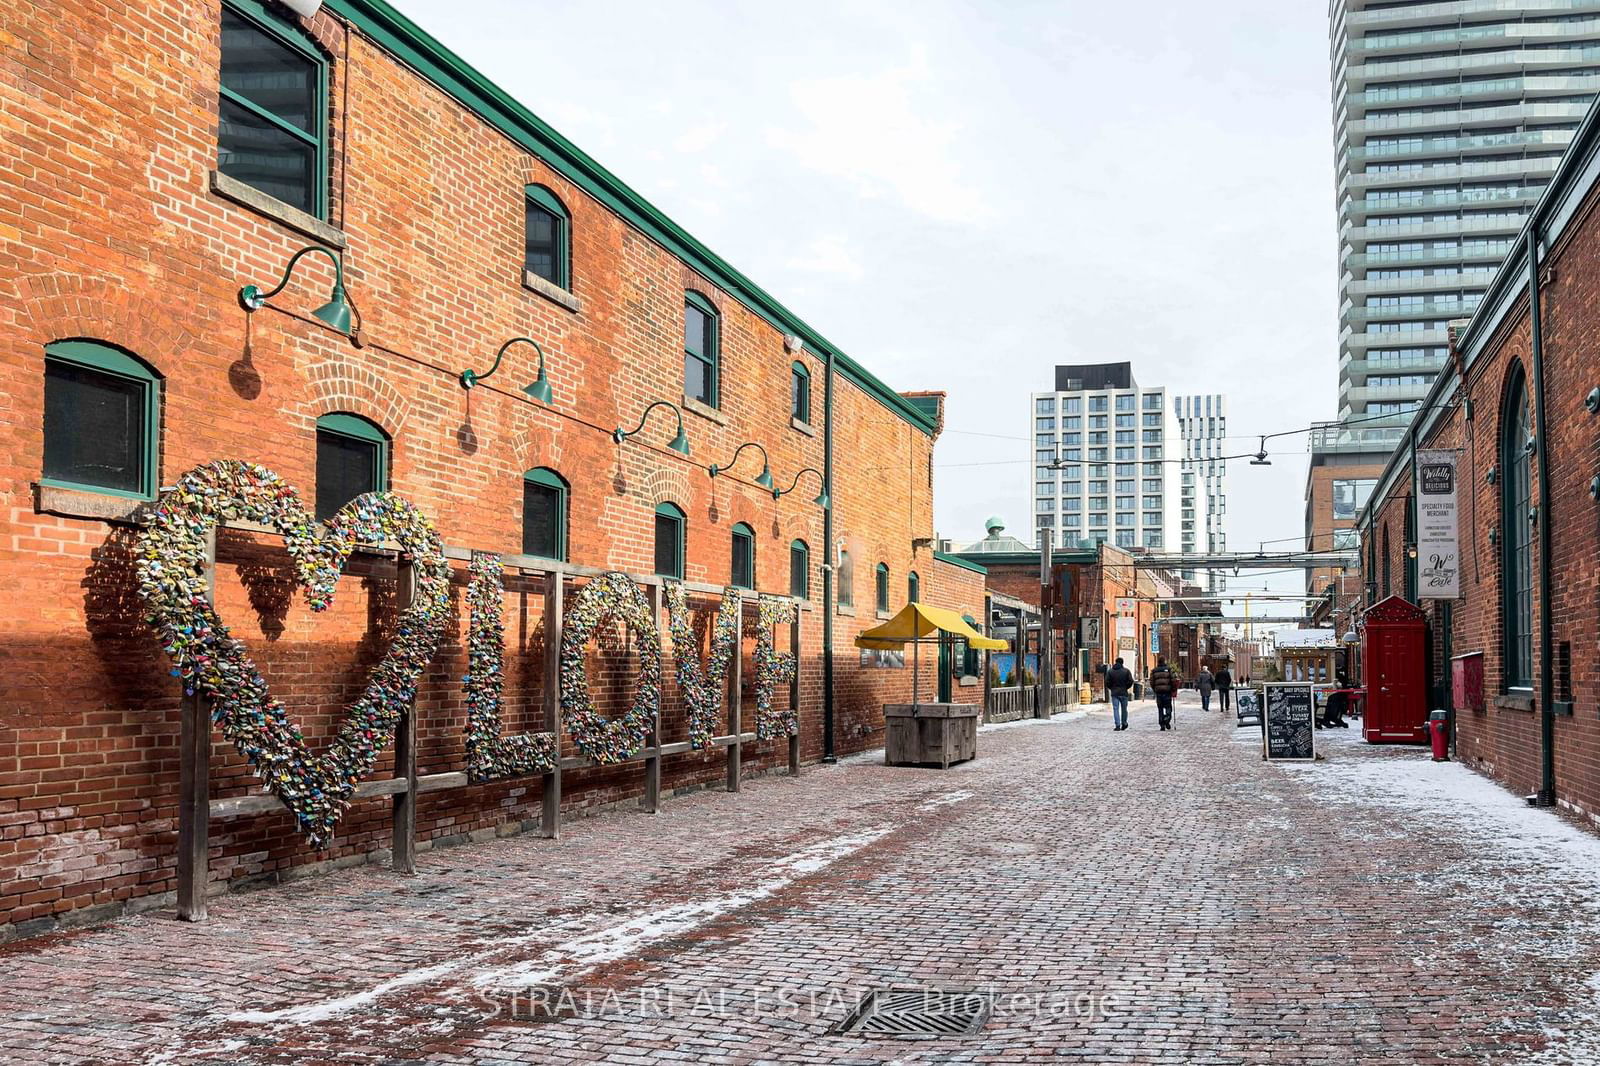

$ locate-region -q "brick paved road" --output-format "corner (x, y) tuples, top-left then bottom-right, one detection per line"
(4, 694), (1600, 1065)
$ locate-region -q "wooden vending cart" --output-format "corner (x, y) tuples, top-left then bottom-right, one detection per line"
(856, 603), (1006, 769)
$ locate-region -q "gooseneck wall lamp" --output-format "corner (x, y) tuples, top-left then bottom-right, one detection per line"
(707, 442), (774, 490)
(613, 400), (690, 457)
(238, 244), (354, 335)
(458, 336), (553, 403)
(773, 466), (829, 509)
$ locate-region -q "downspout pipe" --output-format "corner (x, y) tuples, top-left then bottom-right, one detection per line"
(821, 348), (837, 763)
(1405, 421), (1419, 604)
(1526, 227), (1556, 807)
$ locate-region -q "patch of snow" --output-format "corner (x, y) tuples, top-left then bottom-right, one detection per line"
(916, 790), (974, 812)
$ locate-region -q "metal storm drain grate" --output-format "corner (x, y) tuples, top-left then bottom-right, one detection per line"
(833, 988), (992, 1038)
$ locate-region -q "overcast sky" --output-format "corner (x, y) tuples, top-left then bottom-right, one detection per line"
(404, 0), (1336, 602)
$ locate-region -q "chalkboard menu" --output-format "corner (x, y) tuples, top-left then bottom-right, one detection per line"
(1234, 688), (1260, 723)
(1263, 683), (1315, 761)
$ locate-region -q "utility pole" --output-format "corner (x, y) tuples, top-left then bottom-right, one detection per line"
(1038, 528), (1053, 718)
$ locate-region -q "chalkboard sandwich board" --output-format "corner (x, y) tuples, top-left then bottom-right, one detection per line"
(1263, 683), (1315, 761)
(1234, 688), (1261, 727)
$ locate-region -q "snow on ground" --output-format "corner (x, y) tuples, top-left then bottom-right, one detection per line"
(1286, 733), (1600, 1064)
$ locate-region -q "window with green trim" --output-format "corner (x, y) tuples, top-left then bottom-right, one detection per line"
(524, 185), (570, 289)
(907, 570), (920, 604)
(731, 522), (755, 589)
(837, 547), (853, 607)
(875, 563), (889, 613)
(315, 413), (388, 521)
(790, 539), (809, 599)
(522, 467), (568, 561)
(791, 361), (810, 423)
(1502, 366), (1533, 688)
(684, 291), (719, 407)
(42, 341), (161, 499)
(655, 502), (685, 579)
(218, 1), (328, 217)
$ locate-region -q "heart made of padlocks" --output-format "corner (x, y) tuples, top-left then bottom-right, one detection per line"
(135, 460), (450, 847)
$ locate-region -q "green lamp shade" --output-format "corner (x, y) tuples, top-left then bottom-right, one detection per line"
(312, 285), (352, 334)
(668, 426), (691, 457)
(814, 490), (830, 509)
(756, 465), (774, 490)
(523, 370), (553, 404)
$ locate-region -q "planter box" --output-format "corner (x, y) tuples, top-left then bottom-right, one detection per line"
(883, 703), (978, 769)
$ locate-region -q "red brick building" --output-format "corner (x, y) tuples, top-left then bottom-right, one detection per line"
(1355, 99), (1600, 821)
(0, 0), (985, 937)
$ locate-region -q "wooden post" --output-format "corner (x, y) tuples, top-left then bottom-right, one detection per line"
(727, 601), (743, 792)
(642, 582), (662, 813)
(541, 569), (563, 839)
(175, 529), (216, 922)
(391, 557), (417, 875)
(788, 603), (801, 776)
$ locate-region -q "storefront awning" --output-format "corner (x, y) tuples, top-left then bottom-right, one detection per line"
(854, 602), (1007, 651)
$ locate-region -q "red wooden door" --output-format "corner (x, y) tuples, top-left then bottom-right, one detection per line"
(1363, 597), (1429, 743)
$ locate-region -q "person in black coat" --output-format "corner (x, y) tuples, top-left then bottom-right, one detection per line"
(1214, 665), (1234, 713)
(1106, 658), (1134, 731)
(1149, 658), (1178, 731)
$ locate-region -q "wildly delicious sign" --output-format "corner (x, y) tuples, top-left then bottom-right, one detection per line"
(1415, 449), (1460, 599)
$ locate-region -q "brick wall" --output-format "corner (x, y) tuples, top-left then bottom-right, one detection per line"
(0, 0), (983, 935)
(1353, 169), (1600, 824)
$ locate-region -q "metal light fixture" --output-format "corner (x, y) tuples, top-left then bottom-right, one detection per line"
(613, 400), (690, 457)
(458, 336), (553, 403)
(708, 441), (774, 490)
(238, 244), (352, 335)
(1249, 436), (1271, 466)
(773, 466), (828, 509)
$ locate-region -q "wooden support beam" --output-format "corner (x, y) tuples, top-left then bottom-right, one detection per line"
(727, 605), (743, 793)
(175, 529), (216, 922)
(541, 569), (563, 839)
(391, 558), (418, 875)
(788, 604), (802, 776)
(642, 584), (662, 813)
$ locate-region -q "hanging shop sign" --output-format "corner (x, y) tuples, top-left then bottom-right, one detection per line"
(1116, 597), (1136, 639)
(1415, 449), (1460, 600)
(1080, 616), (1101, 646)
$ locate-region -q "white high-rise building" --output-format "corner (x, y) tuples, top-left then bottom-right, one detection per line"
(1326, 0), (1600, 456)
(1029, 363), (1177, 554)
(1174, 394), (1228, 592)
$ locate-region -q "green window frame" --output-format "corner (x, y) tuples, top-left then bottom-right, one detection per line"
(731, 522), (755, 589)
(837, 548), (853, 607)
(1502, 367), (1534, 689)
(41, 340), (161, 500)
(789, 539), (809, 599)
(875, 563), (890, 613)
(684, 291), (720, 408)
(791, 361), (811, 423)
(217, 0), (329, 218)
(522, 467), (569, 561)
(908, 570), (920, 604)
(655, 502), (686, 579)
(524, 184), (570, 289)
(315, 412), (388, 521)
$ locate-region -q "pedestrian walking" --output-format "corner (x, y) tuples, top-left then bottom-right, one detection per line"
(1324, 671), (1352, 728)
(1215, 664), (1233, 715)
(1196, 665), (1214, 713)
(1149, 657), (1177, 731)
(1106, 657), (1134, 731)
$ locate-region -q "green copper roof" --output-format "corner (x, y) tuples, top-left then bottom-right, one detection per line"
(933, 550), (987, 575)
(328, 0), (934, 436)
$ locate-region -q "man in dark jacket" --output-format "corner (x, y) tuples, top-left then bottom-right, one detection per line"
(1106, 657), (1134, 731)
(1196, 666), (1215, 712)
(1215, 665), (1234, 714)
(1149, 658), (1177, 731)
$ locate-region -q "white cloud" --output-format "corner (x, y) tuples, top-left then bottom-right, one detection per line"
(785, 235), (865, 282)
(766, 49), (990, 226)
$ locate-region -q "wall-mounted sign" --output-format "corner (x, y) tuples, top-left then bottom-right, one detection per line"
(1416, 449), (1460, 600)
(1080, 617), (1101, 646)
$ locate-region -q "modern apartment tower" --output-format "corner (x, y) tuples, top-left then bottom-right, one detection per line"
(1312, 0), (1600, 590)
(1030, 362), (1181, 560)
(1328, 1), (1600, 445)
(1174, 394), (1228, 592)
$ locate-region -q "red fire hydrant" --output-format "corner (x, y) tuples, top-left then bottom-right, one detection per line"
(1428, 709), (1449, 762)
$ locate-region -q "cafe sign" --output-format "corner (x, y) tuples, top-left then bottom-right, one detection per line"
(1415, 449), (1460, 600)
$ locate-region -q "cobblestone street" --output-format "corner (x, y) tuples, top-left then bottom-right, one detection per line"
(5, 694), (1600, 1065)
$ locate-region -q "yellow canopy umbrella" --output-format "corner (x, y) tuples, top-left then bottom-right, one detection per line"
(855, 602), (1006, 707)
